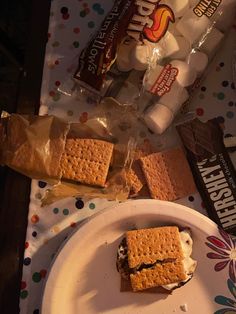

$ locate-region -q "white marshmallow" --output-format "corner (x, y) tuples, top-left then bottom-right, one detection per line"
(144, 103), (174, 134)
(176, 10), (211, 44)
(171, 36), (191, 60)
(187, 51), (208, 76)
(162, 0), (189, 18)
(199, 27), (224, 56)
(171, 60), (197, 87)
(158, 31), (180, 58)
(130, 43), (153, 71)
(169, 21), (182, 36)
(143, 64), (164, 92)
(160, 82), (189, 112)
(116, 38), (135, 72)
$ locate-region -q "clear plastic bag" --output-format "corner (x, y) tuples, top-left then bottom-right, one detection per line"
(0, 100), (138, 204)
(60, 0), (236, 134)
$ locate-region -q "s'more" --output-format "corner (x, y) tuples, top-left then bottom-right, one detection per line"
(116, 226), (197, 292)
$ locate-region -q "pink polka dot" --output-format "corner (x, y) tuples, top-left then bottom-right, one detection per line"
(196, 108), (204, 116)
(49, 91), (55, 97)
(25, 242), (29, 249)
(55, 60), (59, 65)
(21, 281), (27, 290)
(55, 81), (61, 87)
(73, 27), (80, 34)
(63, 13), (70, 20)
(40, 269), (47, 278)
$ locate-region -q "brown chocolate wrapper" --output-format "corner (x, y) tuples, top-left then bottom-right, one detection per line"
(0, 99), (138, 204)
(176, 118), (236, 235)
(74, 0), (136, 93)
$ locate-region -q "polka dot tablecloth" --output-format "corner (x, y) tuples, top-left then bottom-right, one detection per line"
(19, 1), (236, 313)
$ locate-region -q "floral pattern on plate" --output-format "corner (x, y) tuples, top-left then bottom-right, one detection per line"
(214, 278), (236, 314)
(206, 228), (236, 283)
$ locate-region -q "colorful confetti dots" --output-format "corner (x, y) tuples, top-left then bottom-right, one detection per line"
(31, 215), (39, 224)
(60, 7), (68, 14)
(32, 272), (41, 283)
(53, 207), (59, 214)
(73, 41), (80, 48)
(226, 111), (234, 119)
(73, 27), (80, 33)
(88, 21), (95, 28)
(20, 290), (28, 299)
(55, 80), (61, 86)
(33, 310), (39, 314)
(63, 208), (69, 215)
(40, 269), (47, 278)
(216, 116), (225, 124)
(196, 108), (204, 116)
(63, 13), (70, 20)
(25, 242), (29, 249)
(201, 86), (206, 92)
(23, 257), (31, 266)
(21, 281), (27, 290)
(38, 181), (47, 188)
(89, 203), (95, 210)
(75, 199), (84, 209)
(222, 80), (229, 87)
(188, 196), (194, 202)
(217, 92), (225, 100)
(32, 231), (37, 237)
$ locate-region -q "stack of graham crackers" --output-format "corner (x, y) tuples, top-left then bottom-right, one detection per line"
(60, 138), (114, 187)
(127, 144), (196, 200)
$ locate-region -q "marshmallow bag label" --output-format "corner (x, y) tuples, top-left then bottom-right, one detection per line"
(193, 0), (222, 18)
(149, 64), (179, 96)
(74, 0), (175, 92)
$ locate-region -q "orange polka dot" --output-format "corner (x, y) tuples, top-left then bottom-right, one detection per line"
(31, 215), (39, 224)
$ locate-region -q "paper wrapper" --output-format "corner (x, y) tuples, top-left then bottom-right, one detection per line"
(0, 99), (138, 204)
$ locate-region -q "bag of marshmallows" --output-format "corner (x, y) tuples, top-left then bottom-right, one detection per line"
(70, 0), (236, 134)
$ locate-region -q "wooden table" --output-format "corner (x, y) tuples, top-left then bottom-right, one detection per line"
(0, 1), (51, 313)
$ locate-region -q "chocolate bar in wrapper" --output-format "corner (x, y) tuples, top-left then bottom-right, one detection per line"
(177, 118), (236, 235)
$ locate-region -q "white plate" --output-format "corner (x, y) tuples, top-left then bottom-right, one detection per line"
(42, 200), (236, 314)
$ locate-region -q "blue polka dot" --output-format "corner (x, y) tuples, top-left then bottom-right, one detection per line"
(63, 208), (69, 215)
(92, 3), (100, 10)
(38, 181), (47, 188)
(23, 257), (31, 266)
(226, 111), (234, 119)
(75, 199), (84, 209)
(216, 116), (225, 124)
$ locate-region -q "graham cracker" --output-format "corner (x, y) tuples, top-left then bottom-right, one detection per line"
(163, 148), (196, 199)
(140, 152), (175, 200)
(130, 260), (187, 291)
(140, 147), (196, 200)
(128, 141), (154, 196)
(60, 138), (114, 187)
(126, 227), (183, 269)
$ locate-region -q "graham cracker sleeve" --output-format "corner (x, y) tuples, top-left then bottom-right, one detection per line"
(1, 113), (70, 183)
